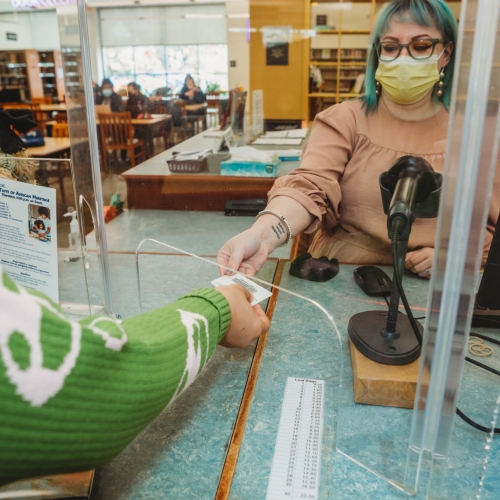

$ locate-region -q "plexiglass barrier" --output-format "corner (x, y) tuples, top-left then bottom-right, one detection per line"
(85, 237), (343, 499)
(334, 0), (500, 497)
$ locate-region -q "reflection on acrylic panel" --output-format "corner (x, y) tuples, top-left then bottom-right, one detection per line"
(103, 47), (135, 76)
(102, 44), (229, 94)
(198, 72), (228, 92)
(166, 45), (199, 74)
(136, 74), (168, 95)
(167, 73), (187, 94)
(198, 44), (228, 73)
(134, 46), (166, 74)
(108, 75), (131, 93)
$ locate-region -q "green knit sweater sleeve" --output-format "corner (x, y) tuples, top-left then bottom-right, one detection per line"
(0, 266), (231, 486)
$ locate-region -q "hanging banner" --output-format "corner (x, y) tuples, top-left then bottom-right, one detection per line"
(0, 179), (59, 302)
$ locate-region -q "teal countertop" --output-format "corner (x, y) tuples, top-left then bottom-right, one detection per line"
(87, 255), (278, 499)
(230, 263), (500, 500)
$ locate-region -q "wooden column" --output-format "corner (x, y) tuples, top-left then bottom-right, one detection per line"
(249, 0), (309, 121)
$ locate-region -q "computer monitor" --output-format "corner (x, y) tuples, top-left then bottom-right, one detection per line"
(0, 88), (21, 103)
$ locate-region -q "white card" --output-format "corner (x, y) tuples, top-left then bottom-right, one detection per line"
(211, 274), (272, 306)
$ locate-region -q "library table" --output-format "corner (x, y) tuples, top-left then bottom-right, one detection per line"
(28, 137), (71, 158)
(39, 103), (67, 113)
(121, 129), (302, 211)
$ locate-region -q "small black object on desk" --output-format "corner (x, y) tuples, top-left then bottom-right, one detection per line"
(289, 253), (339, 282)
(353, 266), (392, 297)
(348, 156), (442, 365)
(224, 198), (267, 217)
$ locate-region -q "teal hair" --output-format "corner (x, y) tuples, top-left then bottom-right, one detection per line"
(361, 0), (458, 113)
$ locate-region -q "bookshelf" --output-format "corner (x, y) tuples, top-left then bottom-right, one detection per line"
(0, 50), (45, 102)
(61, 48), (84, 97)
(308, 1), (377, 121)
(38, 51), (65, 102)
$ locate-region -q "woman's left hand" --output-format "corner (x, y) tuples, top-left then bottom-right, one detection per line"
(405, 247), (434, 279)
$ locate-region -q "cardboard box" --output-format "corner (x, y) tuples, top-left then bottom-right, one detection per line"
(350, 341), (419, 409)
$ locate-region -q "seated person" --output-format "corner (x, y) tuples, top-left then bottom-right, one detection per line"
(179, 75), (207, 105)
(217, 0), (499, 280)
(0, 265), (269, 486)
(95, 78), (123, 113)
(125, 82), (153, 118)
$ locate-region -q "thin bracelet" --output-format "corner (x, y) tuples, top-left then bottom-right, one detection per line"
(256, 210), (293, 246)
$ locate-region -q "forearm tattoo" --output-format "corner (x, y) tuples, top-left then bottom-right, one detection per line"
(271, 222), (286, 241)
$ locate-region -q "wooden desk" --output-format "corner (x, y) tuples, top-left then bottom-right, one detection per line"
(46, 114), (173, 157)
(39, 103), (67, 113)
(128, 114), (172, 158)
(27, 137), (71, 158)
(121, 130), (300, 211)
(186, 103), (207, 113)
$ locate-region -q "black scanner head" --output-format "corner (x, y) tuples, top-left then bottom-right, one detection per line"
(353, 266), (392, 297)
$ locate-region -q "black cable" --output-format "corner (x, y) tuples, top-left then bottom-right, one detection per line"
(465, 356), (500, 377)
(390, 216), (500, 435)
(456, 408), (500, 434)
(390, 217), (423, 345)
(471, 316), (500, 327)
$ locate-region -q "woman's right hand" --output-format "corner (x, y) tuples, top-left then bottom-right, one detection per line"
(217, 228), (272, 277)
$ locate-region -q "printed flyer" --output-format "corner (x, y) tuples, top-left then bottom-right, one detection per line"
(0, 179), (59, 302)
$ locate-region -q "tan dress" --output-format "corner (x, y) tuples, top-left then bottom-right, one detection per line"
(269, 98), (499, 265)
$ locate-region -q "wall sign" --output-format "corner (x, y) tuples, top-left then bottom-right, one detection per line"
(266, 43), (289, 66)
(6, 33), (17, 41)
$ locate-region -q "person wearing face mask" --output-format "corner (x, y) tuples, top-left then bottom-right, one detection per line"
(124, 82), (153, 119)
(217, 0), (500, 281)
(95, 78), (123, 113)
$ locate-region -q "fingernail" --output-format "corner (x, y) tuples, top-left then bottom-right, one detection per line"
(225, 270), (232, 275)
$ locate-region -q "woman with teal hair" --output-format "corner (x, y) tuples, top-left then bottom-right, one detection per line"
(218, 0), (500, 280)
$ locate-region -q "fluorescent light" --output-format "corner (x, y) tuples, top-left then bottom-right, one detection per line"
(227, 13), (250, 19)
(184, 13), (225, 19)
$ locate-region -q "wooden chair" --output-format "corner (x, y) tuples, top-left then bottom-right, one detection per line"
(52, 122), (69, 138)
(151, 102), (172, 149)
(54, 112), (68, 123)
(31, 97), (53, 105)
(30, 103), (48, 135)
(206, 91), (221, 128)
(174, 99), (204, 138)
(173, 100), (189, 142)
(44, 122), (71, 203)
(98, 112), (146, 174)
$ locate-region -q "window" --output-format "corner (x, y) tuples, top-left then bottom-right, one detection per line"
(102, 44), (228, 95)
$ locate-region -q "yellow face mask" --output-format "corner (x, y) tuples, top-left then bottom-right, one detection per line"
(375, 55), (441, 105)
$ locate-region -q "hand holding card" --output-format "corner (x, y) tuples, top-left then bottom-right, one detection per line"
(211, 274), (273, 306)
(214, 281), (271, 348)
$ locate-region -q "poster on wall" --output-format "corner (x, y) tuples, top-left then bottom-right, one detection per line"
(0, 179), (59, 302)
(266, 43), (289, 66)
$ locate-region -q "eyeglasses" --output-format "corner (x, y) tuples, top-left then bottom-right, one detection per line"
(373, 38), (447, 61)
